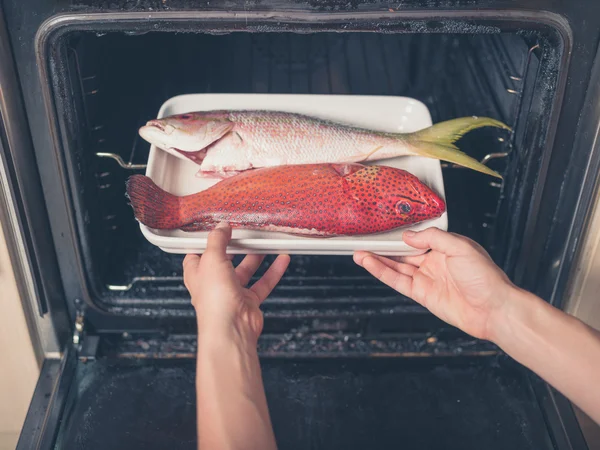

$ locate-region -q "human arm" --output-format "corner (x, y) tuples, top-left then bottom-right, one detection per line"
(354, 228), (600, 424)
(183, 223), (290, 450)
(491, 286), (600, 424)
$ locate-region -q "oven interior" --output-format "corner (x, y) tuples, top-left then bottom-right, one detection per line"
(51, 30), (552, 330)
(30, 19), (571, 450)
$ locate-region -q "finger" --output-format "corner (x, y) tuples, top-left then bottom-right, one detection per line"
(353, 251), (371, 267)
(183, 254), (201, 271)
(183, 254), (201, 290)
(354, 252), (416, 277)
(394, 254), (427, 267)
(361, 255), (413, 297)
(370, 254), (417, 277)
(355, 251), (426, 269)
(235, 254), (266, 286)
(204, 222), (232, 262)
(250, 254), (291, 303)
(402, 228), (471, 255)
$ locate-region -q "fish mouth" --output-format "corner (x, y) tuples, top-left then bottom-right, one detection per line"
(139, 124), (163, 143)
(140, 120), (176, 136)
(146, 120), (165, 132)
(428, 194), (446, 215)
(414, 183), (445, 215)
(139, 122), (183, 152)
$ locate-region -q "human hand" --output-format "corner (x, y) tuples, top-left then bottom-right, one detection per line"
(183, 223), (290, 343)
(354, 227), (515, 341)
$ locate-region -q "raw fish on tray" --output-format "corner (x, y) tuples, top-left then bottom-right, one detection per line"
(139, 110), (509, 179)
(126, 163), (445, 237)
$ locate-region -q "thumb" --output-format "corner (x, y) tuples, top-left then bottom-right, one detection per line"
(403, 227), (469, 256)
(204, 222), (232, 262)
(183, 254), (201, 272)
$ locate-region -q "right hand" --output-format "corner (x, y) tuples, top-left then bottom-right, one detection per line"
(354, 228), (515, 341)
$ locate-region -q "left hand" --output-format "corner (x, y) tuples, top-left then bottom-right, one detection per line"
(183, 223), (290, 343)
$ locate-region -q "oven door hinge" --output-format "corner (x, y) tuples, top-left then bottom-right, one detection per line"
(72, 305), (99, 361)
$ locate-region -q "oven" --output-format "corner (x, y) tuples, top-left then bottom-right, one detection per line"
(1, 0), (598, 448)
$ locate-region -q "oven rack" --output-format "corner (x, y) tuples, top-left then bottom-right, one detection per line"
(95, 149), (512, 172)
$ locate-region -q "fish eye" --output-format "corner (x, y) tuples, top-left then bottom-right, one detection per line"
(396, 201), (413, 214)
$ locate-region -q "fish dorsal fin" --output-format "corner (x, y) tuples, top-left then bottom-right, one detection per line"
(331, 163), (365, 177)
(344, 165), (380, 181)
(333, 164), (370, 201)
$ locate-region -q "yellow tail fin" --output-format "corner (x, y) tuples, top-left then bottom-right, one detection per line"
(406, 117), (511, 179)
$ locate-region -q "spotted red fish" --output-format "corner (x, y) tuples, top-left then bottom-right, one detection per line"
(126, 163), (445, 236)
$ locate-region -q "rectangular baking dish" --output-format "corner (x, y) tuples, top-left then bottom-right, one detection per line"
(141, 94), (448, 255)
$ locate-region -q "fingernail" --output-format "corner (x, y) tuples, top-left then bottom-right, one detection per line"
(216, 221), (230, 229)
(353, 253), (364, 267)
(403, 230), (416, 238)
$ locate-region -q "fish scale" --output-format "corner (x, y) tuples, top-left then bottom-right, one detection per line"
(126, 163), (446, 237)
(231, 112), (391, 166)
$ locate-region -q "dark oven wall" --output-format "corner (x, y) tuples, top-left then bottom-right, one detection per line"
(6, 2), (600, 342)
(39, 16), (563, 335)
(62, 31), (529, 312)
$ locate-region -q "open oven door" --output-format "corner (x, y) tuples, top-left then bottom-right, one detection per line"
(13, 342), (591, 450)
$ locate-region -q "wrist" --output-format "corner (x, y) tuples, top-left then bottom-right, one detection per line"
(486, 285), (541, 346)
(196, 315), (259, 352)
(194, 297), (263, 346)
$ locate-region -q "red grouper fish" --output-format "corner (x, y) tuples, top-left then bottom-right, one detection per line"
(126, 163), (446, 237)
(139, 111), (510, 179)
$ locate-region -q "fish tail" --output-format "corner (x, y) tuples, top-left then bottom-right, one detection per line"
(405, 117), (511, 179)
(126, 175), (182, 229)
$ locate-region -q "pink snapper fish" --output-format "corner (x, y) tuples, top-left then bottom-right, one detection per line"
(139, 110), (509, 179)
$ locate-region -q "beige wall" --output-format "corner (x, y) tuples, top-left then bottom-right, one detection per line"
(566, 212), (600, 330)
(564, 180), (600, 450)
(0, 224), (39, 450)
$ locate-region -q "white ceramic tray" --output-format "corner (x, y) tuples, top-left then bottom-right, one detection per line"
(141, 94), (448, 255)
